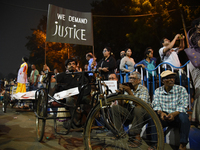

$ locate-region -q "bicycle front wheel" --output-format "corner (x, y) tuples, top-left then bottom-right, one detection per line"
(35, 89), (47, 142)
(84, 94), (164, 150)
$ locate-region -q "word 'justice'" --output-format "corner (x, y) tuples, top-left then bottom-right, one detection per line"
(52, 22), (86, 41)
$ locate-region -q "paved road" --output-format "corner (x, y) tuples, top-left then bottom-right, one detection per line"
(0, 106), (85, 150)
(0, 104), (191, 150)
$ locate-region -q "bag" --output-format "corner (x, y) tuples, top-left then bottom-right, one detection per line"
(144, 60), (157, 78)
(184, 28), (200, 68)
(184, 47), (200, 68)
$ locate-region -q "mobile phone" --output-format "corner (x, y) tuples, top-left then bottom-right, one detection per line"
(122, 82), (133, 88)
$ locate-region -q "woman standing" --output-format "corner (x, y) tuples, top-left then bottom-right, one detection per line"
(135, 47), (156, 81)
(96, 47), (116, 80)
(16, 57), (28, 93)
(120, 48), (135, 73)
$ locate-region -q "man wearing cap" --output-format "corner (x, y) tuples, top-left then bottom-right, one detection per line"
(150, 70), (190, 150)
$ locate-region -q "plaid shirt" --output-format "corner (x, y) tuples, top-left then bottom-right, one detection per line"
(125, 84), (150, 104)
(152, 84), (188, 113)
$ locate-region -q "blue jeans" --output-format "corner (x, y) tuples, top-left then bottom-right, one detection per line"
(150, 112), (190, 145)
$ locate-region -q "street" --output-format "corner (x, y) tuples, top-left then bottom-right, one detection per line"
(0, 104), (193, 150)
(0, 105), (85, 150)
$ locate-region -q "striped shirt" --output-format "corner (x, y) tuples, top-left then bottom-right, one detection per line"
(152, 84), (188, 113)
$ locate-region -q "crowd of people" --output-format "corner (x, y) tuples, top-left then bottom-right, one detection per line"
(1, 18), (200, 150)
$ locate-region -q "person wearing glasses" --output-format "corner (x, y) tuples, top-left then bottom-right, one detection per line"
(150, 70), (190, 150)
(96, 47), (116, 80)
(111, 71), (150, 148)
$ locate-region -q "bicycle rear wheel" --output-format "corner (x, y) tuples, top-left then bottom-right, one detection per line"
(84, 94), (164, 150)
(35, 89), (47, 142)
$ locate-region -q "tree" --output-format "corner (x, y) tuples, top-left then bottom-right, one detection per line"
(91, 0), (200, 64)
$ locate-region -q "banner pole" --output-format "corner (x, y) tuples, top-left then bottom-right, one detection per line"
(92, 46), (95, 56)
(45, 42), (47, 64)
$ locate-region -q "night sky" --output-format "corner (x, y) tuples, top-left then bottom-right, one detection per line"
(0, 0), (94, 78)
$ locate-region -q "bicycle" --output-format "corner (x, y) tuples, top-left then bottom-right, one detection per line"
(34, 71), (164, 150)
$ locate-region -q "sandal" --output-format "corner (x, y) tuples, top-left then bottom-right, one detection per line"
(128, 139), (142, 148)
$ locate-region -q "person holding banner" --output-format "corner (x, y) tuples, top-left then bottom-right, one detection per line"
(96, 47), (116, 80)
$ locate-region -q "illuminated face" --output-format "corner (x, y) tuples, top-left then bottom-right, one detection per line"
(103, 48), (110, 57)
(126, 49), (132, 57)
(67, 61), (76, 72)
(86, 55), (90, 61)
(31, 65), (35, 70)
(147, 50), (153, 58)
(54, 69), (58, 74)
(129, 74), (141, 87)
(120, 51), (125, 58)
(162, 75), (176, 87)
(163, 38), (170, 46)
(108, 74), (118, 81)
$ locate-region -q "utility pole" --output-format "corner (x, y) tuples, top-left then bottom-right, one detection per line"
(177, 0), (189, 48)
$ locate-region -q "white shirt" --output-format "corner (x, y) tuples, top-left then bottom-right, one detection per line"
(159, 46), (180, 68)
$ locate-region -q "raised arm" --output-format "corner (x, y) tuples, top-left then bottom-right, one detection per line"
(177, 35), (185, 53)
(163, 34), (180, 54)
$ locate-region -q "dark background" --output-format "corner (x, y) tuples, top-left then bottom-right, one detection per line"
(0, 0), (94, 79)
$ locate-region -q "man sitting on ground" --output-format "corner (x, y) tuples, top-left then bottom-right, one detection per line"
(111, 71), (150, 148)
(150, 70), (190, 150)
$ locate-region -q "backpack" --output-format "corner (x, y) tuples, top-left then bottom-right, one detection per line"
(144, 60), (156, 78)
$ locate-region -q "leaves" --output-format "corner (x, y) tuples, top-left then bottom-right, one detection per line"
(92, 0), (200, 64)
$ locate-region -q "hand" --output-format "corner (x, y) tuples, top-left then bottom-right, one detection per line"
(98, 67), (102, 71)
(137, 64), (145, 69)
(102, 67), (109, 72)
(119, 84), (132, 94)
(160, 112), (168, 121)
(167, 113), (175, 121)
(179, 34), (185, 40)
(175, 34), (181, 40)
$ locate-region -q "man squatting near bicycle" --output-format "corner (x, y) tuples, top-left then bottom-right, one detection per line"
(150, 70), (190, 150)
(55, 58), (91, 129)
(111, 71), (151, 148)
